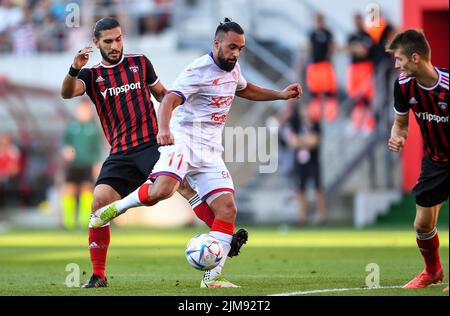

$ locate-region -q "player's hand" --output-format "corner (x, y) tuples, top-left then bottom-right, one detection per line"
(157, 129), (175, 146)
(388, 135), (406, 152)
(73, 45), (93, 69)
(280, 83), (302, 100)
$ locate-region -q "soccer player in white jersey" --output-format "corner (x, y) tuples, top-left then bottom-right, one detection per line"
(90, 18), (302, 288)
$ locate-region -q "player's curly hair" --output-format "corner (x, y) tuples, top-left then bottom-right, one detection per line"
(386, 29), (431, 60)
(215, 18), (244, 38)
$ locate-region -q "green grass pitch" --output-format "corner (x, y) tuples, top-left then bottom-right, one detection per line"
(0, 227), (448, 296)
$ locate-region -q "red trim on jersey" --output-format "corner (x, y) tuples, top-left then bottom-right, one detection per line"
(141, 56), (159, 136)
(400, 80), (406, 96)
(107, 67), (128, 152)
(417, 86), (436, 159)
(416, 84), (448, 164)
(118, 62), (139, 147)
(95, 67), (118, 152)
(431, 88), (448, 163)
(127, 57), (150, 143)
(140, 56), (158, 135)
(89, 69), (109, 144)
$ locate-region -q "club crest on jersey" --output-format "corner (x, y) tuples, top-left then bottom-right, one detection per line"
(129, 66), (139, 73)
(438, 102), (447, 110)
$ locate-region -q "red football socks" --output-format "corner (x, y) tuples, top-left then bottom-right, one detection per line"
(417, 231), (442, 274)
(138, 183), (157, 206)
(88, 225), (110, 278)
(194, 202), (215, 228)
(211, 218), (235, 235)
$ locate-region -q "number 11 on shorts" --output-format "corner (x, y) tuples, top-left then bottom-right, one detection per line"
(168, 152), (184, 170)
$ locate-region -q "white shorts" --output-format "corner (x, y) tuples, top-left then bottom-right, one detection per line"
(150, 142), (234, 202)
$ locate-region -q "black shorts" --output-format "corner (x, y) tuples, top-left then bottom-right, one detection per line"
(412, 156), (449, 207)
(95, 142), (160, 198)
(66, 165), (93, 184)
(293, 161), (322, 192)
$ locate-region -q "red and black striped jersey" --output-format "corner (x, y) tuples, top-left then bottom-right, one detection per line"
(394, 67), (449, 164)
(77, 54), (159, 154)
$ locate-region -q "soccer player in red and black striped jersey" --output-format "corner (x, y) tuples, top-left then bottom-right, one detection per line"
(387, 29), (448, 291)
(61, 17), (168, 288)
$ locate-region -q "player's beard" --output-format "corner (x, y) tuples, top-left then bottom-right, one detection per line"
(100, 48), (123, 65)
(217, 48), (237, 72)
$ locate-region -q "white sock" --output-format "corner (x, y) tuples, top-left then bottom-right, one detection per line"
(115, 187), (144, 214)
(207, 231), (232, 279)
(88, 218), (111, 229)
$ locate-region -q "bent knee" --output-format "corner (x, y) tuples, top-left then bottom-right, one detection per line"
(91, 198), (116, 213)
(214, 202), (237, 221)
(414, 222), (435, 234)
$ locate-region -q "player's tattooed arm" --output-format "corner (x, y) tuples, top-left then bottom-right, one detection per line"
(236, 83), (302, 101)
(388, 114), (409, 152)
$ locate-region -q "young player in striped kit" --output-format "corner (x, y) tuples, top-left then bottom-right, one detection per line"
(387, 29), (448, 292)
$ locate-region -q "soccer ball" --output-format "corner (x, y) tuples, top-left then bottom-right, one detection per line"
(185, 234), (223, 271)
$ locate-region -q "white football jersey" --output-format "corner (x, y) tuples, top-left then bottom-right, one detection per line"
(169, 52), (248, 152)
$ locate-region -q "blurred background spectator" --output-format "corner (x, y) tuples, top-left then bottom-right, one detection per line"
(0, 0), (174, 54)
(281, 100), (326, 226)
(136, 0), (173, 35)
(0, 133), (21, 207)
(61, 99), (103, 230)
(303, 13), (338, 123)
(346, 13), (376, 135)
(11, 5), (38, 55)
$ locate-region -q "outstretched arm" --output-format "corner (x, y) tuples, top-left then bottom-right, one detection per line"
(156, 92), (183, 145)
(236, 83), (302, 101)
(388, 114), (409, 152)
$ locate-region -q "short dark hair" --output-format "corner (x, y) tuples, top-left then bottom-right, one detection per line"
(386, 29), (431, 60)
(94, 17), (120, 39)
(215, 18), (244, 38)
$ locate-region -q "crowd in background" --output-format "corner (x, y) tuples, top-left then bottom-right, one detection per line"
(278, 12), (396, 225)
(0, 3), (398, 228)
(0, 0), (72, 54)
(0, 0), (173, 55)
